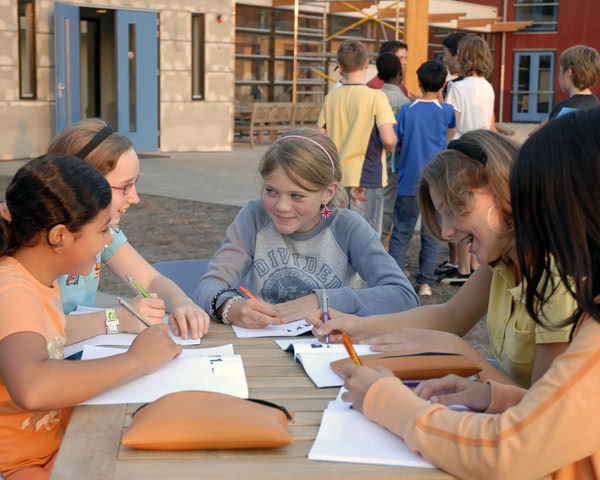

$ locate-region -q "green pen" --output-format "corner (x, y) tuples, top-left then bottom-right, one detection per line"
(126, 274), (151, 298)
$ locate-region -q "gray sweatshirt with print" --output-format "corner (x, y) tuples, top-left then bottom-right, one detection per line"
(195, 198), (418, 317)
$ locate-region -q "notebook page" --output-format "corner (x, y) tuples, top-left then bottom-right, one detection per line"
(79, 346), (247, 404)
(293, 343), (373, 388)
(308, 407), (435, 468)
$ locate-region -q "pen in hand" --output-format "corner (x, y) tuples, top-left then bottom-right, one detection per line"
(239, 286), (284, 324)
(322, 291), (329, 344)
(126, 274), (151, 298)
(342, 333), (363, 366)
(117, 296), (153, 328)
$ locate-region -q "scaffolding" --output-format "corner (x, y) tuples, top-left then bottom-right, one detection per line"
(268, 0), (533, 103)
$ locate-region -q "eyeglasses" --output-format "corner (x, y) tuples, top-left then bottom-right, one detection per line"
(110, 177), (139, 196)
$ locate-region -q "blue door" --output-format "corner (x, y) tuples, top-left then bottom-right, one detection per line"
(512, 52), (555, 122)
(54, 2), (80, 134)
(116, 10), (158, 151)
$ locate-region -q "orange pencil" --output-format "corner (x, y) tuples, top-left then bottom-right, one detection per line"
(239, 286), (284, 324)
(341, 333), (363, 366)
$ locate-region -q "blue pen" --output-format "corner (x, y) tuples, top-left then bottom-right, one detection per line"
(322, 291), (329, 344)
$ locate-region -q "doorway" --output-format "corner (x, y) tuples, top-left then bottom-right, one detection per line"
(54, 2), (158, 150)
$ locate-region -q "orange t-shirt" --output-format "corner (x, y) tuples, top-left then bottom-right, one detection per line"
(0, 256), (69, 477)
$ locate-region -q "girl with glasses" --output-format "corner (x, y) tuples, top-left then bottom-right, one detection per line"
(48, 119), (209, 345)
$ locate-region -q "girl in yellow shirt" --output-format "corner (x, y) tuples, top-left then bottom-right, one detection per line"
(310, 129), (576, 387)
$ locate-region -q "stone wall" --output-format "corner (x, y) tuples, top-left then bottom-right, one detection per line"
(0, 0), (234, 160)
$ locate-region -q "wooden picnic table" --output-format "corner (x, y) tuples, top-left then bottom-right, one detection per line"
(50, 322), (454, 480)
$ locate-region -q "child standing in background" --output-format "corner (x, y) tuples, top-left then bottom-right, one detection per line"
(377, 51), (411, 245)
(318, 40), (397, 239)
(444, 35), (494, 285)
(529, 44), (600, 136)
(0, 155), (180, 479)
(195, 129), (417, 329)
(377, 52), (410, 113)
(388, 61), (456, 296)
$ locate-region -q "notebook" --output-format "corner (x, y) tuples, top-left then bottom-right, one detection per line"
(78, 345), (247, 404)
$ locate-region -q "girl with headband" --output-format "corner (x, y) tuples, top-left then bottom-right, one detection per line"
(310, 129), (576, 388)
(48, 119), (209, 344)
(196, 128), (417, 328)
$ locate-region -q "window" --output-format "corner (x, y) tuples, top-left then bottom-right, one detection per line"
(512, 51), (555, 122)
(514, 1), (559, 32)
(18, 0), (36, 99)
(191, 13), (205, 100)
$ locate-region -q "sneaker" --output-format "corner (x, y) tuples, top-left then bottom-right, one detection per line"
(440, 272), (472, 286)
(417, 283), (432, 296)
(434, 261), (458, 276)
(435, 267), (458, 283)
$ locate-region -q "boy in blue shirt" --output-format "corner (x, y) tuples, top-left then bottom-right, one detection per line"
(388, 60), (456, 296)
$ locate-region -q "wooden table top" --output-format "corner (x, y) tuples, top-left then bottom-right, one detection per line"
(50, 323), (454, 480)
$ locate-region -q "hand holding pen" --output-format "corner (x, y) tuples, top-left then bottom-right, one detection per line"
(236, 287), (285, 328)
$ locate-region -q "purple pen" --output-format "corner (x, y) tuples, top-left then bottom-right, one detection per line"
(322, 291), (329, 344)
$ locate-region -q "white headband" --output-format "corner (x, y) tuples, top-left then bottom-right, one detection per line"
(275, 135), (336, 176)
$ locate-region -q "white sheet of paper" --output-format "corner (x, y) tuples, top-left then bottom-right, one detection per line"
(274, 337), (320, 351)
(293, 343), (373, 388)
(232, 319), (313, 338)
(79, 345), (248, 404)
(308, 406), (435, 468)
(64, 306), (200, 357)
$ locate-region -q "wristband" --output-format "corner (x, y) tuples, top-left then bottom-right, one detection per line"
(105, 308), (120, 334)
(210, 287), (241, 320)
(221, 296), (242, 325)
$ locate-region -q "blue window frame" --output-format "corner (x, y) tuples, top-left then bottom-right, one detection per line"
(512, 51), (555, 122)
(514, 1), (559, 32)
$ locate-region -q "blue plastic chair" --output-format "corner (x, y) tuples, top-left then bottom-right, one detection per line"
(152, 259), (210, 299)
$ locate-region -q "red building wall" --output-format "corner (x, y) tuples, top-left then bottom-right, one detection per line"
(496, 0), (600, 122)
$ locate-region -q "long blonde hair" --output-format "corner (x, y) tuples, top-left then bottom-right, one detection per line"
(48, 119), (133, 175)
(259, 129), (348, 208)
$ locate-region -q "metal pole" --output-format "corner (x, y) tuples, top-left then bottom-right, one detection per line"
(292, 0), (299, 104)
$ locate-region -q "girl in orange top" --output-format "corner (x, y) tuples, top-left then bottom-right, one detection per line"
(0, 154), (181, 479)
(341, 108), (600, 479)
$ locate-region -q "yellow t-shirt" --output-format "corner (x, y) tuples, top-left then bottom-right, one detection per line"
(487, 261), (576, 387)
(0, 256), (69, 476)
(318, 85), (396, 188)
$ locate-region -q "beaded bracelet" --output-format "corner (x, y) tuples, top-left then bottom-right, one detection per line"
(210, 287), (241, 320)
(221, 296), (242, 325)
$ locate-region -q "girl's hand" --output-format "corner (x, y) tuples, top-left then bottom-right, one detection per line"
(118, 294), (165, 333)
(127, 324), (182, 375)
(227, 298), (281, 328)
(414, 374), (492, 412)
(168, 299), (210, 340)
(306, 309), (369, 344)
(340, 364), (395, 413)
(364, 328), (462, 354)
(276, 294), (320, 323)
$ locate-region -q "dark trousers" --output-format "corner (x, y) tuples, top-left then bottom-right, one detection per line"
(388, 195), (440, 285)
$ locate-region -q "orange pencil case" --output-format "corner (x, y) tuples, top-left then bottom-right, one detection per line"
(121, 391), (294, 450)
(330, 351), (482, 380)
